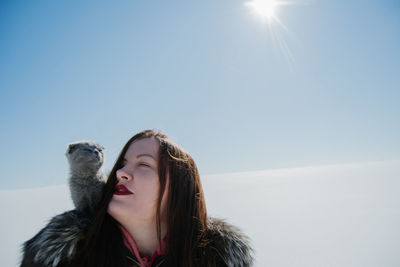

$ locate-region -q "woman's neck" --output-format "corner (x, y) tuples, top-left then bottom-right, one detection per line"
(121, 219), (167, 256)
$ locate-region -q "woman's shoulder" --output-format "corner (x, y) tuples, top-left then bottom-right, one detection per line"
(200, 217), (254, 267)
(20, 209), (91, 267)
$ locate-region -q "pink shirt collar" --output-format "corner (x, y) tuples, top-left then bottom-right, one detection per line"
(119, 225), (167, 267)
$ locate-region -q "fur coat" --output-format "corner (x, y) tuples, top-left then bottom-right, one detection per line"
(20, 210), (254, 267)
(21, 140), (253, 266)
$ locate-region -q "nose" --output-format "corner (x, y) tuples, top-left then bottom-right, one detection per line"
(116, 168), (132, 182)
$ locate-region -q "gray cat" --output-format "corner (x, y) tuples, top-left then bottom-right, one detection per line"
(66, 140), (106, 214)
(20, 141), (107, 267)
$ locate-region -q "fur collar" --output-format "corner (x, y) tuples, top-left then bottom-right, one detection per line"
(205, 217), (254, 266)
(21, 211), (253, 267)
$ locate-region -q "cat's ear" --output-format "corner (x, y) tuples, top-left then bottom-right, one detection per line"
(67, 143), (78, 154)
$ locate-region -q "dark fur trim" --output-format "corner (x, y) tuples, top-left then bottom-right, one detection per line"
(20, 210), (91, 267)
(205, 218), (254, 267)
(20, 214), (253, 267)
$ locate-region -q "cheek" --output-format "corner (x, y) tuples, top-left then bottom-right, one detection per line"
(136, 170), (160, 194)
(135, 177), (162, 214)
(138, 179), (160, 205)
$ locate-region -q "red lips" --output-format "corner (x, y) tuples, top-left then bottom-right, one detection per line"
(114, 184), (133, 195)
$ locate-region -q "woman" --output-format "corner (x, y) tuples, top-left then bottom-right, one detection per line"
(21, 130), (253, 267)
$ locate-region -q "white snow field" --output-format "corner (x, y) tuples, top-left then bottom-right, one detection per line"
(1, 160), (399, 267)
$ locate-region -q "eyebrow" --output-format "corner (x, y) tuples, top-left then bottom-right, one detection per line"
(136, 154), (156, 160)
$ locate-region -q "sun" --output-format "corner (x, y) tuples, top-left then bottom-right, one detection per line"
(244, 0), (296, 67)
(244, 0), (281, 21)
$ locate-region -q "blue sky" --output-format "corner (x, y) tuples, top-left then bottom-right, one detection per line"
(1, 0), (399, 189)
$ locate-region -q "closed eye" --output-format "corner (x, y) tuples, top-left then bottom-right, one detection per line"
(138, 163), (150, 167)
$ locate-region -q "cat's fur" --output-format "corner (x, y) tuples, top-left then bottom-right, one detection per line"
(66, 141), (106, 215)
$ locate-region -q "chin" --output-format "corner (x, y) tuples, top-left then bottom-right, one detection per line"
(107, 200), (124, 220)
(107, 200), (134, 222)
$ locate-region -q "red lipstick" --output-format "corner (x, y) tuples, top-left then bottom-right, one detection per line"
(114, 184), (133, 195)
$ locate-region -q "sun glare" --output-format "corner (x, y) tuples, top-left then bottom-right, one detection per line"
(245, 0), (280, 20)
(244, 0), (297, 67)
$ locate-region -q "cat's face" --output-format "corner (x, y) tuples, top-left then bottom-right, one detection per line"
(66, 141), (104, 170)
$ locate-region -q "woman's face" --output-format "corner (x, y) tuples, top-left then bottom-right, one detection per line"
(108, 137), (167, 223)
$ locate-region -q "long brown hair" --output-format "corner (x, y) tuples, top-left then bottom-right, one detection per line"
(73, 129), (208, 267)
